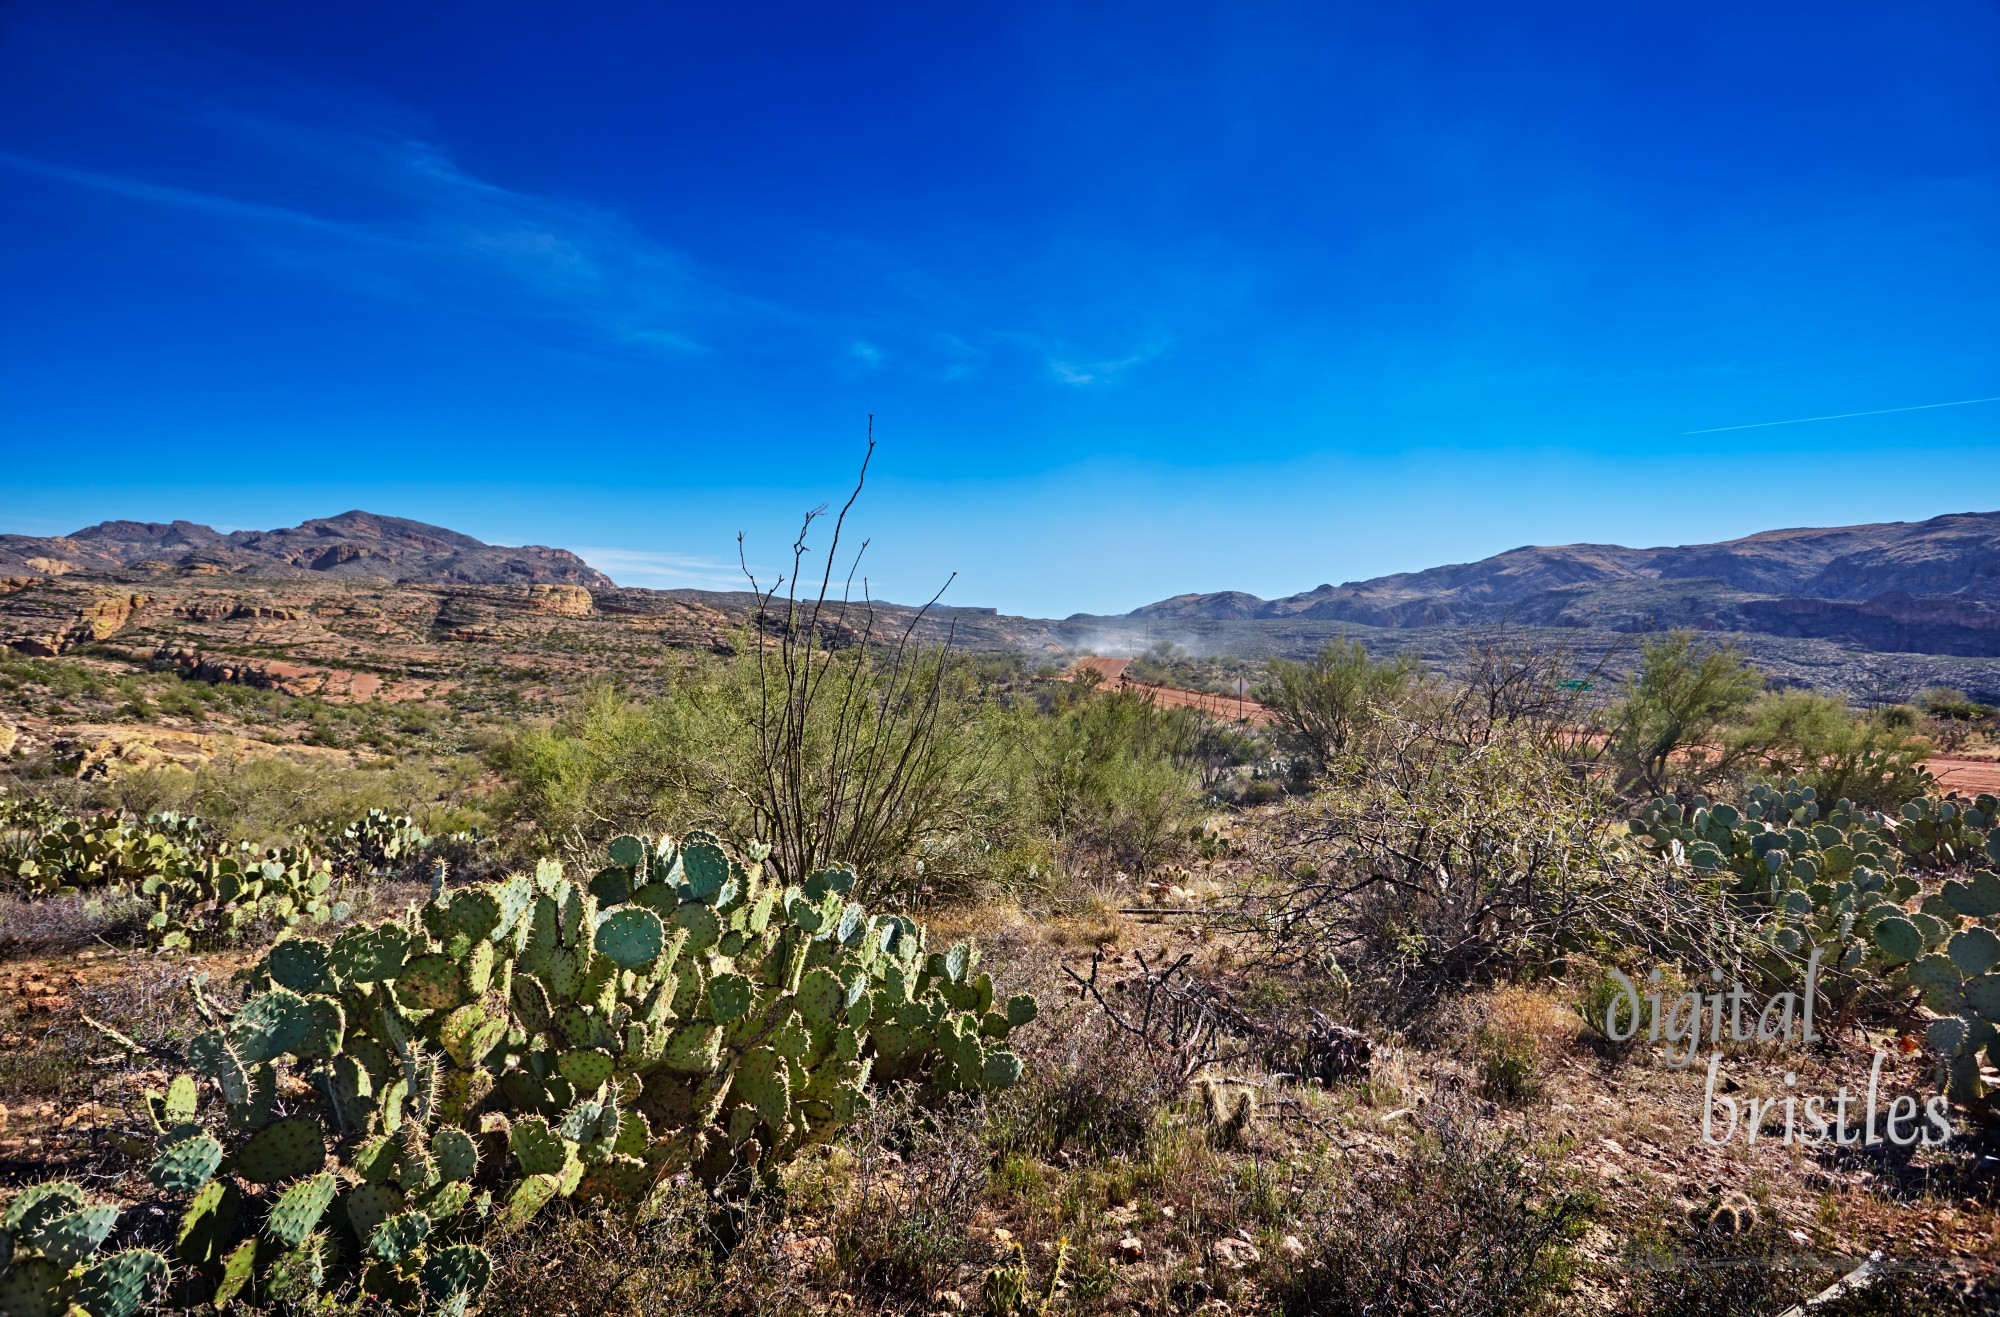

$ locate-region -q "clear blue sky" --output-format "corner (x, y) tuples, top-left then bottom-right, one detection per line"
(3, 1), (1997, 616)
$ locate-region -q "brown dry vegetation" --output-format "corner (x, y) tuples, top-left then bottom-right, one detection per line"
(3, 615), (2000, 1315)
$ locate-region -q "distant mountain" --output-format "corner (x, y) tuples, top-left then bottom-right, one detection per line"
(0, 511), (612, 588)
(1130, 512), (2000, 657)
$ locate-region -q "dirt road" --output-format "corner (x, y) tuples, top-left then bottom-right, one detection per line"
(1926, 755), (2000, 796)
(1067, 657), (1277, 725)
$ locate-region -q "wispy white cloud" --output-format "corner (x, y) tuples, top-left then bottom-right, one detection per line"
(1049, 340), (1171, 386)
(0, 114), (743, 357)
(573, 547), (748, 590)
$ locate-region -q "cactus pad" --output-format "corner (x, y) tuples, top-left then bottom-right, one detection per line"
(4, 1180), (85, 1235)
(397, 954), (466, 1011)
(440, 1001), (506, 1068)
(1968, 973), (2000, 1020)
(429, 1126), (479, 1184)
(73, 1248), (168, 1317)
(734, 1047), (791, 1126)
(28, 1203), (118, 1265)
(509, 1116), (568, 1176)
(1871, 916), (1921, 962)
(662, 1022), (723, 1074)
(0, 1257), (71, 1317)
(332, 923), (411, 982)
(558, 1049), (616, 1093)
(419, 1243), (494, 1306)
(709, 972), (753, 1023)
(981, 1049), (1024, 1090)
(595, 906), (666, 970)
(1942, 872), (2000, 918)
(229, 987), (312, 1065)
(213, 1236), (260, 1307)
(368, 1210), (431, 1264)
(265, 1171), (337, 1247)
(267, 937), (336, 995)
(681, 839), (728, 901)
(150, 1129), (224, 1194)
(342, 1182), (404, 1240)
(796, 967), (843, 1028)
(498, 1173), (561, 1235)
(1951, 926), (2000, 976)
(236, 1116), (326, 1184)
(671, 902), (721, 952)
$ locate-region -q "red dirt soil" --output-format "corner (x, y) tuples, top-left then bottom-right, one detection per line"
(1067, 657), (1276, 725)
(1927, 755), (2000, 797)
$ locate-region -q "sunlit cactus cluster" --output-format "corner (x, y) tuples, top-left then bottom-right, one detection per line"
(1632, 782), (2000, 1101)
(21, 826), (1037, 1311)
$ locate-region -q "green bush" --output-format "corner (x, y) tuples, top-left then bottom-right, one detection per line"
(1728, 691), (1934, 809)
(1260, 637), (1419, 769)
(989, 685), (1204, 872)
(1609, 632), (1763, 796)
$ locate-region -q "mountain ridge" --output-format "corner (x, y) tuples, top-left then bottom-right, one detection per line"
(1124, 511), (2000, 656)
(0, 510), (612, 589)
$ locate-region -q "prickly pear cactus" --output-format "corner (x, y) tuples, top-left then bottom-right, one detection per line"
(0, 1181), (168, 1317)
(1633, 784), (2000, 1105)
(328, 808), (432, 878)
(150, 827), (1034, 1308)
(142, 842), (349, 952)
(0, 807), (207, 896)
(0, 799), (354, 951)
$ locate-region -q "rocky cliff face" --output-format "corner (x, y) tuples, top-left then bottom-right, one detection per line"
(0, 511), (612, 588)
(1129, 511), (2000, 657)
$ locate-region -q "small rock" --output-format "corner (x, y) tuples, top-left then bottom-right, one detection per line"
(1278, 1235), (1307, 1260)
(1117, 1235), (1144, 1263)
(930, 1290), (965, 1314)
(1212, 1238), (1260, 1270)
(992, 1227), (1013, 1242)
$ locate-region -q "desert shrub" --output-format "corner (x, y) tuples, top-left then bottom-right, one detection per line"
(1446, 630), (1612, 753)
(97, 753), (490, 851)
(988, 1013), (1182, 1164)
(1728, 690), (1934, 809)
(1608, 631), (1763, 796)
(1270, 1098), (1593, 1317)
(1257, 724), (1635, 1017)
(829, 1088), (989, 1300)
(991, 685), (1204, 872)
(504, 655), (1002, 903)
(1921, 686), (1990, 722)
(500, 674), (746, 851)
(1260, 636), (1419, 769)
(1470, 986), (1576, 1105)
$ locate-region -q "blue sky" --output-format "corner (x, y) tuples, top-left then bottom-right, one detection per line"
(2, 1), (1997, 616)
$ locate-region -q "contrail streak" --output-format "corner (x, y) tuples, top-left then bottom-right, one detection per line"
(1682, 395), (2000, 435)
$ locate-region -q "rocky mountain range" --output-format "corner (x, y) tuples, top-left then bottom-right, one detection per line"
(1128, 511), (2000, 658)
(0, 511), (611, 589)
(5, 508), (2000, 706)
